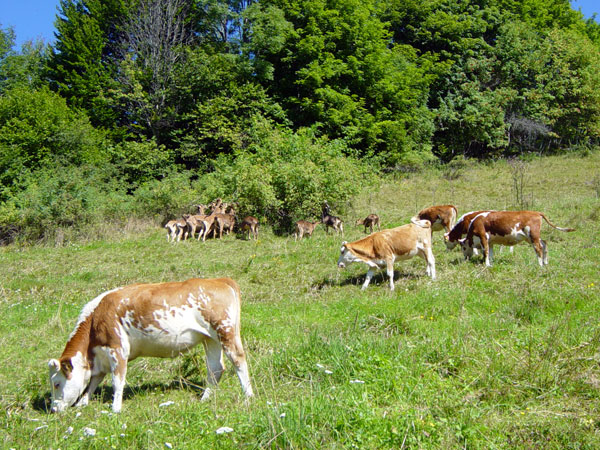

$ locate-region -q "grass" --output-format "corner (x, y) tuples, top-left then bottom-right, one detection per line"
(1, 152), (599, 449)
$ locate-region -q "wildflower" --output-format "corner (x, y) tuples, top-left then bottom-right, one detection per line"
(216, 427), (234, 434)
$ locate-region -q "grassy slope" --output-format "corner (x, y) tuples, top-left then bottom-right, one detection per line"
(1, 153), (599, 449)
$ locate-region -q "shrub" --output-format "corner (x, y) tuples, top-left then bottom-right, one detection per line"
(0, 164), (130, 243)
(0, 86), (107, 198)
(192, 122), (373, 230)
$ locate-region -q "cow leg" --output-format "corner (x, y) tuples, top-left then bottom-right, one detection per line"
(425, 247), (436, 280)
(201, 339), (225, 401)
(541, 239), (548, 265)
(531, 238), (544, 266)
(362, 268), (376, 290)
(222, 335), (254, 399)
(109, 348), (128, 413)
(75, 372), (106, 407)
(488, 245), (494, 264)
(386, 260), (395, 291)
(482, 237), (492, 267)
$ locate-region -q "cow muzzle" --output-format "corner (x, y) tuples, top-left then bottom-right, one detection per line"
(338, 262), (345, 269)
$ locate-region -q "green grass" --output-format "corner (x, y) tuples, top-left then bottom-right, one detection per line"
(1, 153), (599, 449)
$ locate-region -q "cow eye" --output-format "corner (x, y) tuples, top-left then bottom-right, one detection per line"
(54, 383), (60, 390)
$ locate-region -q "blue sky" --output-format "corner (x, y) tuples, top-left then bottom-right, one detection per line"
(1, 0), (599, 49)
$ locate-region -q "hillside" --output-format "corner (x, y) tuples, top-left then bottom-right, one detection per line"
(1, 152), (599, 448)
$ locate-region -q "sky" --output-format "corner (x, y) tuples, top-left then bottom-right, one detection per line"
(1, 0), (599, 49)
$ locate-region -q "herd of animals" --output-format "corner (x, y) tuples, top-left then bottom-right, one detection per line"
(48, 200), (576, 414)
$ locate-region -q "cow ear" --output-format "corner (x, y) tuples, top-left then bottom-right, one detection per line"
(60, 359), (73, 379)
(48, 359), (60, 373)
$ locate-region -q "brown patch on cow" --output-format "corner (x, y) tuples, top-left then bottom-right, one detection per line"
(417, 205), (457, 232)
(446, 210), (489, 244)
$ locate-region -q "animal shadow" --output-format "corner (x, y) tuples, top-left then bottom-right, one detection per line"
(32, 378), (207, 413)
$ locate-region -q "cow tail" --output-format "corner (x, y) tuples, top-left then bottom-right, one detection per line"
(540, 213), (575, 232)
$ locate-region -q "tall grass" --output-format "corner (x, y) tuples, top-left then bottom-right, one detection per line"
(1, 152), (599, 449)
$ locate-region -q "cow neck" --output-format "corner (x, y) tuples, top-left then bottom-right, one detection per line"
(60, 315), (92, 363)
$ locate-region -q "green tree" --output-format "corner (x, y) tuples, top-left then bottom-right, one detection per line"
(0, 86), (107, 198)
(47, 0), (127, 132)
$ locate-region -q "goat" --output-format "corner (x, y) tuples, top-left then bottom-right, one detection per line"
(294, 220), (320, 241)
(241, 216), (259, 240)
(321, 202), (344, 236)
(355, 214), (381, 234)
(183, 214), (208, 241)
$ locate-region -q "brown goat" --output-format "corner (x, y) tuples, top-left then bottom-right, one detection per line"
(294, 220), (320, 241)
(355, 214), (381, 234)
(241, 216), (259, 240)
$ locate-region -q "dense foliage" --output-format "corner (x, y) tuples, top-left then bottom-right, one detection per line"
(0, 1), (599, 241)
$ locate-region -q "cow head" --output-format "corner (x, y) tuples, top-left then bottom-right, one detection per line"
(338, 241), (359, 269)
(444, 232), (457, 250)
(459, 238), (475, 259)
(48, 353), (90, 413)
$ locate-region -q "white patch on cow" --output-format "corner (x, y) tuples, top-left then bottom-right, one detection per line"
(129, 303), (214, 358)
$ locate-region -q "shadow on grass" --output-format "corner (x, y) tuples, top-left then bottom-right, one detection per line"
(31, 377), (208, 413)
(314, 270), (421, 290)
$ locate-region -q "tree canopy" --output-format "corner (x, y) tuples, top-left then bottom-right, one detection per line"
(0, 0), (599, 237)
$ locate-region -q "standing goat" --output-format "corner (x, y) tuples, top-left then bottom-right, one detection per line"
(241, 216), (259, 240)
(294, 220), (320, 241)
(321, 202), (344, 236)
(355, 214), (381, 234)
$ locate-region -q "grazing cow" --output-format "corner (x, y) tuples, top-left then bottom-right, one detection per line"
(337, 219), (436, 290)
(444, 210), (490, 250)
(294, 220), (320, 241)
(321, 202), (344, 236)
(460, 210), (575, 267)
(48, 278), (253, 413)
(241, 216), (259, 240)
(416, 205), (458, 233)
(355, 214), (381, 234)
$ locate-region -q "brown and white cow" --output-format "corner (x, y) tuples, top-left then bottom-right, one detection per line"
(444, 210), (490, 250)
(337, 219), (436, 290)
(48, 278), (253, 413)
(459, 210), (575, 267)
(415, 205), (458, 233)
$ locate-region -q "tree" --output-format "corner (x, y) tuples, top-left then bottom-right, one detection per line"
(0, 86), (107, 198)
(115, 0), (192, 142)
(47, 0), (127, 132)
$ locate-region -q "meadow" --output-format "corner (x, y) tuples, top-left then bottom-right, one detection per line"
(1, 152), (599, 449)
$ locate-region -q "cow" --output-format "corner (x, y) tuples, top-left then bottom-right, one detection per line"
(337, 219), (436, 290)
(444, 210), (490, 251)
(355, 214), (381, 234)
(48, 278), (254, 413)
(416, 205), (458, 234)
(459, 210), (575, 267)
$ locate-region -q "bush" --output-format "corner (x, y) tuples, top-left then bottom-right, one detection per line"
(131, 170), (198, 221)
(192, 122), (373, 231)
(0, 164), (130, 243)
(0, 86), (107, 198)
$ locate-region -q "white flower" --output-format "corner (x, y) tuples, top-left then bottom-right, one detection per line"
(165, 443), (173, 449)
(215, 427), (234, 435)
(159, 401), (175, 408)
(83, 427), (96, 437)
(349, 379), (365, 384)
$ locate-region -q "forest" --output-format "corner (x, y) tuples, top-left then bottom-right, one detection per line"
(1, 0), (599, 242)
